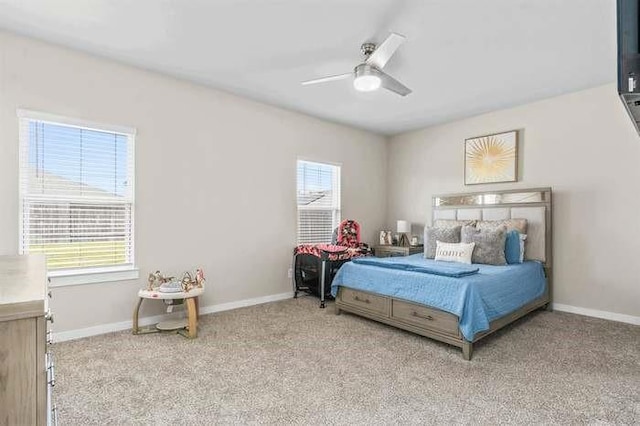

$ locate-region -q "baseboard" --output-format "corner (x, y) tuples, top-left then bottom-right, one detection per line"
(552, 303), (640, 326)
(53, 291), (294, 342)
(198, 292), (294, 316)
(53, 312), (172, 342)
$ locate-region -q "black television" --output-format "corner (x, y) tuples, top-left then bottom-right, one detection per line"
(618, 0), (640, 132)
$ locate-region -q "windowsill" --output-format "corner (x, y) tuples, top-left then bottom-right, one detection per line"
(48, 266), (139, 288)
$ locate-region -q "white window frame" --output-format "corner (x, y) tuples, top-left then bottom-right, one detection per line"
(17, 109), (138, 287)
(296, 158), (342, 244)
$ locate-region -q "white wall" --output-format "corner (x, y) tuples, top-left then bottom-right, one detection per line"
(387, 83), (640, 318)
(0, 32), (388, 332)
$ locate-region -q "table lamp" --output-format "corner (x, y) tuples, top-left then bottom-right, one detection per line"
(397, 220), (411, 247)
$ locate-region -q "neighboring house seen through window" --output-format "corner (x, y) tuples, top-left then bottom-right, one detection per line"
(18, 110), (135, 280)
(296, 160), (341, 244)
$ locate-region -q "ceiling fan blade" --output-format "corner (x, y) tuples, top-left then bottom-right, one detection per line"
(378, 71), (412, 96)
(301, 73), (352, 86)
(365, 32), (406, 69)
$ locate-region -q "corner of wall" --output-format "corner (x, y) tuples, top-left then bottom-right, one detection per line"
(382, 134), (394, 229)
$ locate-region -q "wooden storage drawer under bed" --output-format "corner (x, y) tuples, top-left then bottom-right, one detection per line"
(338, 288), (389, 316)
(391, 299), (459, 337)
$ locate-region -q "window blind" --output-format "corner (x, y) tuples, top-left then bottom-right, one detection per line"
(19, 114), (135, 271)
(296, 160), (341, 244)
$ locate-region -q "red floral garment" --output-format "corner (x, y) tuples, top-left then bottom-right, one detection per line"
(293, 220), (372, 261)
(293, 244), (366, 261)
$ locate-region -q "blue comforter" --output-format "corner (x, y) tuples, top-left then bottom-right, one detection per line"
(331, 254), (546, 341)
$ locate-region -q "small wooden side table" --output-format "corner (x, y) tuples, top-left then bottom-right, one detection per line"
(132, 286), (204, 338)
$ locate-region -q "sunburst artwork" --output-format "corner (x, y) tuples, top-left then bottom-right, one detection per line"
(465, 130), (518, 185)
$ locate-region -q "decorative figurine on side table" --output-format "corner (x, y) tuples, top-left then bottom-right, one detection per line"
(181, 272), (194, 292)
(147, 271), (174, 291)
(180, 268), (206, 292)
(147, 272), (156, 291)
(196, 268), (205, 288)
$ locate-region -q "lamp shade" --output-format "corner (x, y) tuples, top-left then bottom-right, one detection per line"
(397, 220), (411, 233)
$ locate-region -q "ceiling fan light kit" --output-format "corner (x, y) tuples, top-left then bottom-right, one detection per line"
(302, 32), (412, 97)
(353, 64), (381, 92)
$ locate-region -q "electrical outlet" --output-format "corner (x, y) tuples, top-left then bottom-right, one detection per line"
(287, 268), (293, 278)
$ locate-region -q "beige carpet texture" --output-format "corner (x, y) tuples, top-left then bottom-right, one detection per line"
(54, 297), (640, 425)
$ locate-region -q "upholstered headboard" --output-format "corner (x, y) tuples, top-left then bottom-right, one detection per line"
(431, 188), (552, 268)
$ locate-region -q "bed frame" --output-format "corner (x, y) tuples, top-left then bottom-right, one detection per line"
(335, 187), (552, 360)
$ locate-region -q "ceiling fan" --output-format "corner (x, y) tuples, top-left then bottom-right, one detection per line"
(302, 32), (411, 96)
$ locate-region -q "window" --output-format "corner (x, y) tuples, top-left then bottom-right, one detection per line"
(296, 160), (341, 244)
(18, 110), (135, 282)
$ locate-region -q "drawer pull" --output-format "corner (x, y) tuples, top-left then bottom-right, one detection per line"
(45, 310), (54, 324)
(353, 295), (371, 304)
(411, 311), (434, 321)
(47, 353), (55, 387)
(48, 366), (55, 387)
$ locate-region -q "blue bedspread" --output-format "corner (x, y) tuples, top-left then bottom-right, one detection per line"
(331, 254), (546, 341)
(352, 256), (479, 277)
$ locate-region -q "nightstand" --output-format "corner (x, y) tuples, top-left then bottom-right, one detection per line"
(374, 245), (423, 257)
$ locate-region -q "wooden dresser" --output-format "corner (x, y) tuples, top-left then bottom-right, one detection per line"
(0, 255), (55, 425)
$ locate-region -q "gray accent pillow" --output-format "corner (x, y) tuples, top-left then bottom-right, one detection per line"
(461, 225), (508, 265)
(424, 226), (461, 259)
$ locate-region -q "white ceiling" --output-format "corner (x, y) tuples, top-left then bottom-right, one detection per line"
(0, 0), (617, 135)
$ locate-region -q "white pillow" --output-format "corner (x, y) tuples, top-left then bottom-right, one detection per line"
(434, 241), (475, 264)
(519, 234), (527, 263)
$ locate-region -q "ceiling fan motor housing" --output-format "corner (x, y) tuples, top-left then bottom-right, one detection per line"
(361, 42), (377, 57)
(355, 63), (380, 77)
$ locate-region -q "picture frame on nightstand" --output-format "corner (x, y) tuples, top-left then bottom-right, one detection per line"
(379, 230), (392, 245)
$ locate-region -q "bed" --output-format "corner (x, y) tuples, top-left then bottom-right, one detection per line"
(331, 187), (552, 360)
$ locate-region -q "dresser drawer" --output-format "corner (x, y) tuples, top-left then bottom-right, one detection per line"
(391, 300), (459, 336)
(339, 288), (389, 316)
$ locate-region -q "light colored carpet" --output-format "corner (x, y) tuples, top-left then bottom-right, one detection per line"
(55, 296), (640, 425)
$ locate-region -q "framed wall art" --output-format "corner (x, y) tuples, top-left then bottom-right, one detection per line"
(464, 130), (518, 185)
